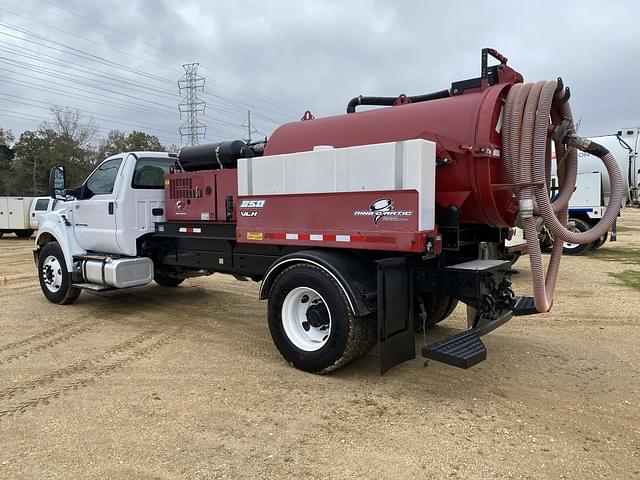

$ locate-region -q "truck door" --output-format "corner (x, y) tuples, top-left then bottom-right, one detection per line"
(72, 157), (123, 253)
(114, 155), (171, 256)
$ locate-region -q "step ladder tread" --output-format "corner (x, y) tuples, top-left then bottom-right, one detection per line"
(422, 330), (487, 369)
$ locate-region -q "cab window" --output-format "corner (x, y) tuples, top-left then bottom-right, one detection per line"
(34, 199), (49, 210)
(132, 157), (173, 189)
(86, 158), (122, 195)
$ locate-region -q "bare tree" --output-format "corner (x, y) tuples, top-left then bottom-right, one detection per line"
(43, 106), (98, 149)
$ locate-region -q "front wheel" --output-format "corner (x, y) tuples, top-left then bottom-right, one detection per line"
(267, 264), (376, 374)
(38, 242), (81, 304)
(562, 218), (592, 256)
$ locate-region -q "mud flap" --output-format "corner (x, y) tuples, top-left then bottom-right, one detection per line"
(377, 258), (415, 374)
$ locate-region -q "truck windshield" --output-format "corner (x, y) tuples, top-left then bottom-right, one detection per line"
(132, 157), (175, 189)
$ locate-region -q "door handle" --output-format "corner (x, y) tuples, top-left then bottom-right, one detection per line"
(108, 202), (114, 215)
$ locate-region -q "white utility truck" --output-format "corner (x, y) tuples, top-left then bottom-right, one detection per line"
(508, 128), (639, 256)
(0, 196), (35, 238)
(29, 197), (58, 231)
(552, 128), (639, 255)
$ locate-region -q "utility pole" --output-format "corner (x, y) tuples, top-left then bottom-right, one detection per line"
(242, 110), (257, 143)
(178, 63), (206, 145)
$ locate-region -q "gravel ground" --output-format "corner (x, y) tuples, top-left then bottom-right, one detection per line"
(0, 210), (639, 479)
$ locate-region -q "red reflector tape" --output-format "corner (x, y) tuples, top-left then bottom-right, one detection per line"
(178, 227), (202, 234)
(264, 232), (286, 240)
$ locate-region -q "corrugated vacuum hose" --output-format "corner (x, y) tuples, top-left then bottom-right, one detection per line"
(502, 79), (624, 312)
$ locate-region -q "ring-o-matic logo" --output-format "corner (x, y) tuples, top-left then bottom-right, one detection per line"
(353, 198), (413, 225)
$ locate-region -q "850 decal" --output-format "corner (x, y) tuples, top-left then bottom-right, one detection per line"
(240, 199), (266, 208)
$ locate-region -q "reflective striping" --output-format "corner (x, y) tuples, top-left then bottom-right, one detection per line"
(179, 227), (202, 234)
(251, 232), (396, 244)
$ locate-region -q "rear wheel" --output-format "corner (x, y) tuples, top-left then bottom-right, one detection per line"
(415, 293), (459, 330)
(38, 242), (81, 304)
(15, 229), (33, 238)
(268, 264), (376, 374)
(562, 218), (592, 256)
(154, 272), (185, 287)
(590, 231), (608, 250)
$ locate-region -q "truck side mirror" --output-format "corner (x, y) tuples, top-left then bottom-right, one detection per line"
(49, 166), (66, 200)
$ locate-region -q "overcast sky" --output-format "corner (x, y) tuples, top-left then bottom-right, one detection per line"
(1, 0), (639, 149)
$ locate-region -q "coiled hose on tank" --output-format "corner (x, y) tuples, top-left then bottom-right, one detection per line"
(502, 79), (624, 313)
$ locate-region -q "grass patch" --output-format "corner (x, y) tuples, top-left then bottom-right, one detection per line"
(609, 270), (640, 291)
(588, 247), (640, 265)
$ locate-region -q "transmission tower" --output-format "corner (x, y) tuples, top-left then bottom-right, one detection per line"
(178, 63), (206, 145)
(242, 110), (258, 143)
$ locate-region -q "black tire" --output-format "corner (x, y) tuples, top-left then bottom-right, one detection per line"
(590, 231), (608, 250)
(415, 293), (459, 330)
(562, 218), (592, 256)
(154, 273), (185, 287)
(15, 229), (33, 238)
(38, 241), (81, 305)
(267, 264), (376, 374)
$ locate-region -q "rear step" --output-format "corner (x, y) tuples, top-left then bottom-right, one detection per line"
(422, 330), (486, 369)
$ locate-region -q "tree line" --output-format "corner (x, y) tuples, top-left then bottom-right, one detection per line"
(0, 106), (174, 196)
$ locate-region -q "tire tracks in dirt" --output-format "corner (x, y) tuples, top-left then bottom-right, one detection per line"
(0, 323), (98, 366)
(0, 320), (86, 354)
(0, 331), (156, 401)
(119, 290), (276, 357)
(0, 327), (183, 418)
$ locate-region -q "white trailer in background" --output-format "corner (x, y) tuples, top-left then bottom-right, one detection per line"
(556, 128), (639, 255)
(507, 128), (639, 256)
(0, 197), (35, 238)
(580, 128), (639, 207)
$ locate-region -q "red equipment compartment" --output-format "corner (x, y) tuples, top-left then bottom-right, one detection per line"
(165, 169), (238, 222)
(236, 190), (438, 253)
(264, 67), (522, 228)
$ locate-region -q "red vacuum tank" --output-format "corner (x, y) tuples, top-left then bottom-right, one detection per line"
(265, 55), (523, 228)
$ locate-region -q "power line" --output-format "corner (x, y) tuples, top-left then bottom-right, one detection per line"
(15, 0), (301, 117)
(0, 11), (289, 143)
(0, 21), (175, 86)
(0, 60), (179, 111)
(0, 55), (179, 105)
(0, 74), (175, 117)
(0, 93), (181, 136)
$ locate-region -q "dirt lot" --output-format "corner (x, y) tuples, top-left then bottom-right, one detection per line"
(0, 212), (639, 480)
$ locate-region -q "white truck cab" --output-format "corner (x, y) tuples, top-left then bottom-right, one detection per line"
(35, 152), (176, 303)
(38, 152), (174, 257)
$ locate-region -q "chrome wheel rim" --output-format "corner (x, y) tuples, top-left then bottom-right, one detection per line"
(42, 255), (63, 293)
